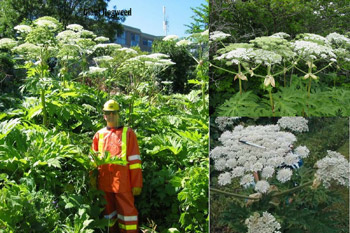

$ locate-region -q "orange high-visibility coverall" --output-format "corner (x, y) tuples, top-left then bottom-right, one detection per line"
(92, 126), (142, 233)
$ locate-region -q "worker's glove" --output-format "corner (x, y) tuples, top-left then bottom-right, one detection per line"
(132, 187), (142, 196)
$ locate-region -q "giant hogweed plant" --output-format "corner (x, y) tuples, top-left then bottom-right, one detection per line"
(210, 31), (350, 116)
(210, 117), (349, 233)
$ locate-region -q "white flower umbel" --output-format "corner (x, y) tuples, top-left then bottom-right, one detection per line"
(163, 35), (179, 41)
(251, 49), (282, 66)
(277, 168), (292, 183)
(245, 212), (281, 233)
(56, 30), (80, 43)
(277, 117), (309, 133)
(34, 19), (58, 29)
(215, 117), (241, 130)
(175, 39), (192, 47)
(299, 33), (330, 45)
(315, 150), (349, 188)
(11, 42), (41, 56)
(215, 48), (253, 65)
(210, 31), (231, 42)
(240, 174), (255, 188)
(80, 66), (107, 76)
(14, 25), (32, 34)
(93, 56), (113, 63)
(94, 36), (109, 43)
(294, 146), (310, 159)
(292, 40), (336, 60)
(261, 166), (275, 179)
(255, 180), (270, 194)
(270, 32), (290, 39)
(218, 172), (232, 186)
(117, 47), (138, 54)
(67, 24), (84, 32)
(0, 38), (17, 49)
(326, 32), (350, 46)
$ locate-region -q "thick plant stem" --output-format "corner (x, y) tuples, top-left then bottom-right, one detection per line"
(307, 78), (312, 98)
(41, 89), (48, 127)
(210, 188), (260, 200)
(272, 181), (313, 197)
(269, 89), (275, 117)
(238, 63), (242, 95)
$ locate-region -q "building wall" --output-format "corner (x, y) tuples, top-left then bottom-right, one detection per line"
(114, 25), (160, 52)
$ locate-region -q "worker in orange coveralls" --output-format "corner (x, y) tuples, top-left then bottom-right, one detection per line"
(92, 99), (142, 233)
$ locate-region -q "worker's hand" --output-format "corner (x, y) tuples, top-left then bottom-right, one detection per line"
(132, 187), (142, 196)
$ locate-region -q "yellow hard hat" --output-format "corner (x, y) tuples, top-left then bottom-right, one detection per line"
(103, 100), (120, 111)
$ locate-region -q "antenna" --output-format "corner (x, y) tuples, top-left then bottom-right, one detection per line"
(163, 6), (169, 36)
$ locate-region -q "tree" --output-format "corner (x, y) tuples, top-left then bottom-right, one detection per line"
(185, 0), (209, 34)
(0, 0), (124, 39)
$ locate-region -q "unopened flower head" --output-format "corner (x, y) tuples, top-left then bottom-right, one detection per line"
(315, 150), (349, 188)
(245, 212), (281, 233)
(12, 42), (41, 56)
(14, 25), (32, 34)
(210, 31), (231, 42)
(277, 117), (309, 133)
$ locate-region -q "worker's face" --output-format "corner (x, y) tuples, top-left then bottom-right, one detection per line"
(103, 111), (119, 124)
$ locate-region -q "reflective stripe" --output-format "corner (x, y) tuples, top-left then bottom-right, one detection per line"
(98, 132), (104, 158)
(118, 214), (138, 221)
(118, 223), (137, 230)
(121, 127), (128, 160)
(128, 155), (141, 161)
(104, 210), (117, 219)
(129, 163), (141, 170)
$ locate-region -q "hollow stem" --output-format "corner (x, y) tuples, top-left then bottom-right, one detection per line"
(210, 188), (260, 200)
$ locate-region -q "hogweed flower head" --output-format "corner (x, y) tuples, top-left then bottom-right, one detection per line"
(315, 150), (349, 188)
(0, 38), (17, 49)
(255, 180), (270, 194)
(277, 117), (309, 133)
(210, 31), (231, 42)
(245, 212), (281, 233)
(215, 117), (241, 130)
(163, 35), (179, 41)
(67, 24), (84, 32)
(14, 25), (32, 34)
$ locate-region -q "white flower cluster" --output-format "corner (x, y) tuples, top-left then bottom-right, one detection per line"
(315, 150), (349, 188)
(300, 33), (329, 45)
(0, 38), (17, 49)
(56, 30), (80, 43)
(215, 48), (253, 65)
(291, 40), (336, 61)
(93, 56), (113, 63)
(294, 145), (310, 159)
(251, 49), (283, 66)
(270, 32), (290, 39)
(245, 212), (281, 233)
(277, 117), (309, 133)
(79, 66), (107, 76)
(34, 19), (58, 29)
(11, 42), (41, 55)
(209, 31), (231, 42)
(163, 35), (179, 41)
(94, 36), (109, 42)
(326, 32), (350, 46)
(215, 117), (241, 130)
(14, 25), (32, 34)
(175, 39), (192, 47)
(117, 47), (138, 54)
(211, 124), (307, 190)
(67, 24), (84, 32)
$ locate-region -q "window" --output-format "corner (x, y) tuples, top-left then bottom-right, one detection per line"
(116, 31), (126, 45)
(147, 40), (153, 47)
(131, 33), (140, 46)
(142, 39), (147, 46)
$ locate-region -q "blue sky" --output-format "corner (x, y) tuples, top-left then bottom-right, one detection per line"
(107, 0), (206, 38)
